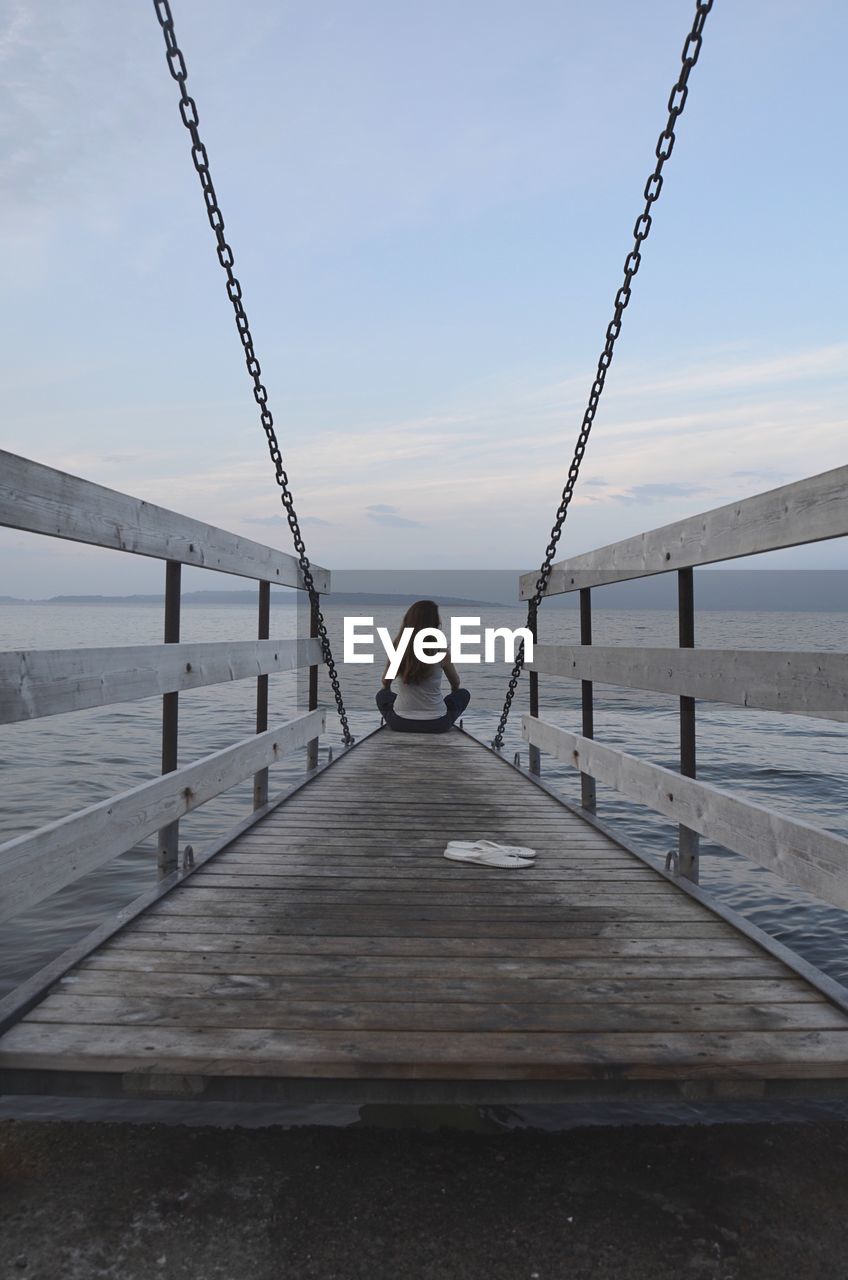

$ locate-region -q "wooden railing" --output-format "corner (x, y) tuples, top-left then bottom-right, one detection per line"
(520, 465), (848, 909)
(0, 451), (328, 923)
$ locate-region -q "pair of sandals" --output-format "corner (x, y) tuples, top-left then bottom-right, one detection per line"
(444, 839), (536, 868)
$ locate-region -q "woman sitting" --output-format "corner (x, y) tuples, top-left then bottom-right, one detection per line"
(375, 599), (471, 734)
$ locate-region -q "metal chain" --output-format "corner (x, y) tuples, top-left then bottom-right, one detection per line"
(492, 0), (714, 750)
(152, 0), (353, 745)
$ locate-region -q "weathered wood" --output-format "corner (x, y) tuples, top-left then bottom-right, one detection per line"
(0, 449), (330, 589)
(150, 894), (707, 921)
(0, 709), (324, 923)
(78, 962), (789, 991)
(198, 858), (657, 878)
(0, 736), (372, 1037)
(211, 804), (609, 821)
(4, 727), (848, 1096)
(89, 936), (765, 965)
(157, 888), (683, 911)
(523, 714), (848, 910)
(229, 841), (637, 856)
(169, 876), (677, 898)
(234, 833), (627, 850)
(228, 849), (639, 868)
(190, 871), (661, 891)
(109, 916), (742, 945)
(96, 931), (749, 960)
(224, 851), (642, 868)
(528, 645), (848, 721)
(235, 822), (622, 836)
(5, 1022), (848, 1080)
(246, 806), (609, 823)
(63, 966), (799, 996)
(212, 861), (660, 883)
(124, 921), (737, 942)
(520, 464), (848, 597)
(0, 638), (322, 723)
(166, 888), (682, 909)
(31, 994), (844, 1035)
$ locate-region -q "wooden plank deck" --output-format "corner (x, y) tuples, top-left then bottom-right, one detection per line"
(3, 728), (848, 1103)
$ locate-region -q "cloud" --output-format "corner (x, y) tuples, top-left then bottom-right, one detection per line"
(731, 468), (791, 483)
(366, 504), (425, 529)
(5, 334), (845, 591)
(609, 344), (848, 403)
(0, 0), (610, 264)
(242, 513), (336, 528)
(0, 4), (164, 246)
(612, 481), (710, 505)
(240, 514), (287, 527)
(172, 340), (844, 556)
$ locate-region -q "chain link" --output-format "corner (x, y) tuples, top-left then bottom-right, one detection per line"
(492, 0), (714, 750)
(152, 0), (353, 745)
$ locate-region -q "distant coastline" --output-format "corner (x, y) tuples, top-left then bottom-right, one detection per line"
(0, 591), (507, 609)
(0, 571), (845, 610)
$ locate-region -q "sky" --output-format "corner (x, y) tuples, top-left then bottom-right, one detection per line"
(1, 0), (846, 597)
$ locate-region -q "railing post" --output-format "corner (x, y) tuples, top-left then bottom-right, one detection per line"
(527, 599), (541, 776)
(253, 579), (271, 809)
(306, 593), (320, 771)
(678, 567), (699, 882)
(579, 587), (597, 813)
(157, 560), (181, 876)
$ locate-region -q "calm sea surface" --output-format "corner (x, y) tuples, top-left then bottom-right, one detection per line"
(2, 602), (847, 1009)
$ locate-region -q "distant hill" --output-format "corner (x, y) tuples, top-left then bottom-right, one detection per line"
(542, 570), (848, 612)
(0, 590), (506, 608)
(1, 572), (845, 609)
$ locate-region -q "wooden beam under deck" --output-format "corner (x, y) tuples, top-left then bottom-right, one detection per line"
(2, 729), (848, 1104)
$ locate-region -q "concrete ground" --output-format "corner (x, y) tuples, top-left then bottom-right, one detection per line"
(2, 1117), (848, 1280)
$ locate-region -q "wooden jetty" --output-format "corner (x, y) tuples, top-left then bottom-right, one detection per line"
(1, 451), (848, 1106)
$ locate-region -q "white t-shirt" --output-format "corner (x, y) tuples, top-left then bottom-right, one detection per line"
(392, 664), (446, 720)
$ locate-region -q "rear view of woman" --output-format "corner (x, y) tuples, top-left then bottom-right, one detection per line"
(375, 599), (470, 734)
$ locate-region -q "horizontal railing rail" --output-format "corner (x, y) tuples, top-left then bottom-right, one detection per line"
(523, 715), (848, 913)
(528, 645), (848, 722)
(1, 450), (328, 885)
(519, 464), (848, 895)
(519, 465), (848, 599)
(0, 450), (330, 591)
(0, 637), (323, 724)
(0, 709), (325, 924)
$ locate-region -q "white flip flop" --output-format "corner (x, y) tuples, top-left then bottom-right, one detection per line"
(444, 841), (535, 868)
(444, 846), (530, 868)
(446, 839), (536, 861)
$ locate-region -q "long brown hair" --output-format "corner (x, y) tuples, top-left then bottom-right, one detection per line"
(394, 599), (442, 685)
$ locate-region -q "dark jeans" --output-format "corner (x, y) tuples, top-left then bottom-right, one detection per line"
(376, 686), (470, 734)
